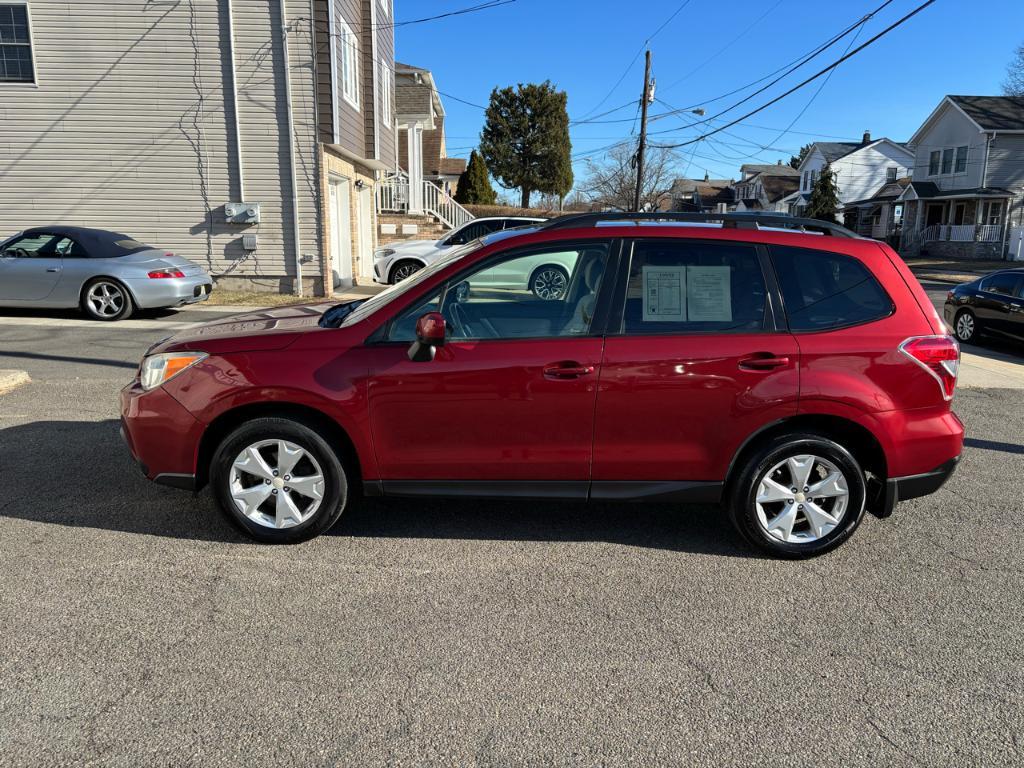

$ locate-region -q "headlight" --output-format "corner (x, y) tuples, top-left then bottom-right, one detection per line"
(374, 248), (395, 259)
(140, 351), (208, 391)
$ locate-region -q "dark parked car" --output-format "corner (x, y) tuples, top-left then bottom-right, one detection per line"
(944, 268), (1024, 345)
(122, 213), (963, 558)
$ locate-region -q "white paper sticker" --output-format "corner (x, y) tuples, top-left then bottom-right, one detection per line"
(642, 266), (686, 321)
(686, 266), (732, 322)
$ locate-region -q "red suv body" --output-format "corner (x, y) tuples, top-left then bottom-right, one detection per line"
(121, 215), (963, 556)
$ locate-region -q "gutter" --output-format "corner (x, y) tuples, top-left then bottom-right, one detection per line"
(278, 0), (304, 297)
(225, 0), (245, 199)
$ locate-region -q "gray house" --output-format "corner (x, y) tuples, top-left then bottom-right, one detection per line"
(0, 0), (397, 295)
(899, 95), (1024, 260)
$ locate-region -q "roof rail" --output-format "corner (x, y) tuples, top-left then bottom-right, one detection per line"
(540, 211), (860, 238)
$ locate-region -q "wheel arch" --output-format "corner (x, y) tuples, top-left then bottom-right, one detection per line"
(725, 413), (888, 496)
(388, 257), (427, 283)
(79, 274), (140, 307)
(194, 401), (363, 492)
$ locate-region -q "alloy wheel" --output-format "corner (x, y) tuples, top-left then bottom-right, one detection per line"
(956, 312), (975, 342)
(229, 439), (325, 529)
(532, 268), (567, 300)
(392, 263), (421, 283)
(87, 282), (125, 318)
(754, 454), (850, 544)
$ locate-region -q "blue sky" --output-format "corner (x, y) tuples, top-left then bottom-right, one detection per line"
(396, 0), (1024, 191)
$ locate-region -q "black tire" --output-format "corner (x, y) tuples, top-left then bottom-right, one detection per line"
(210, 417), (348, 543)
(390, 259), (423, 284)
(953, 308), (979, 344)
(727, 433), (867, 559)
(529, 264), (569, 300)
(81, 277), (133, 321)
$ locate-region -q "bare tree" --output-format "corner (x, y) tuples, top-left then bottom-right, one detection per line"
(580, 143), (678, 212)
(1004, 42), (1024, 96)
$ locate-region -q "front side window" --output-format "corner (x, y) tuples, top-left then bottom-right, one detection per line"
(619, 241), (767, 335)
(0, 3), (33, 83)
(772, 246), (893, 331)
(389, 245), (610, 341)
(445, 220), (500, 245)
(981, 273), (1021, 297)
(1, 233), (62, 257)
(954, 145), (968, 173)
(929, 151), (940, 176)
(338, 19), (359, 109)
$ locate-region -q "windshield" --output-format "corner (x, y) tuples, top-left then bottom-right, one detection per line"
(340, 241), (482, 327)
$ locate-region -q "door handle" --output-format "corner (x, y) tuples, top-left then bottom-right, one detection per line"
(543, 362), (595, 379)
(46, 267), (61, 273)
(739, 354), (790, 371)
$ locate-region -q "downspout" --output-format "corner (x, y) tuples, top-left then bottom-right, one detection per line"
(226, 0), (245, 200)
(278, 0), (304, 296)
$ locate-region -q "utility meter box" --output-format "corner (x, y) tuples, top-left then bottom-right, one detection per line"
(225, 202), (261, 224)
(242, 234), (258, 251)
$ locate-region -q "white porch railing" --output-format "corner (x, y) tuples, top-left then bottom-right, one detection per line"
(376, 174), (474, 230)
(921, 224), (1002, 243)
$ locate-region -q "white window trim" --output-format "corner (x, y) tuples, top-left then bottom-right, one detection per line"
(927, 145), (969, 178)
(339, 18), (359, 111)
(0, 2), (38, 87)
(379, 58), (392, 127)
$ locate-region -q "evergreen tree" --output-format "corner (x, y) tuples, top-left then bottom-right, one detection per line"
(789, 143), (812, 169)
(479, 81), (572, 208)
(805, 165), (840, 223)
(454, 150), (497, 205)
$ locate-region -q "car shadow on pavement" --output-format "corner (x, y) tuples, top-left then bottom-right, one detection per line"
(0, 419), (752, 557)
(0, 306), (182, 321)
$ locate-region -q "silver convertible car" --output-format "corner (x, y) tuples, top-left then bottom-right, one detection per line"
(0, 226), (213, 321)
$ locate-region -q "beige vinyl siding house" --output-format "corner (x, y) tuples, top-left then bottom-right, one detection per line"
(0, 0), (396, 295)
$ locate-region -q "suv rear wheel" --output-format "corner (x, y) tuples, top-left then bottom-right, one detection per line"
(210, 417), (348, 543)
(728, 433), (866, 558)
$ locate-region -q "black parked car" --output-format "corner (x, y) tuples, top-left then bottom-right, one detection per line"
(944, 268), (1024, 344)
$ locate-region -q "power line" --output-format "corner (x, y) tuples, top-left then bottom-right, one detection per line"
(651, 0), (938, 151)
(573, 0), (694, 122)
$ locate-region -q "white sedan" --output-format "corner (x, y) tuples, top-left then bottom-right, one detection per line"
(373, 216), (547, 284)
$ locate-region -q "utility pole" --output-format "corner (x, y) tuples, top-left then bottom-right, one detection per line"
(632, 49), (652, 213)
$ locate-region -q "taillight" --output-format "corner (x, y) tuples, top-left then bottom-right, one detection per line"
(148, 269), (185, 279)
(900, 335), (959, 401)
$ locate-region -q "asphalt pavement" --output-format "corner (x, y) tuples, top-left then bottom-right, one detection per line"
(1, 301), (1023, 766)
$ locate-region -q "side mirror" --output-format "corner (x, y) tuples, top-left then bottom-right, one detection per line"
(408, 311), (447, 362)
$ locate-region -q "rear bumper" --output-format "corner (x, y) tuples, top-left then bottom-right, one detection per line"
(877, 455), (960, 517)
(124, 275), (213, 309)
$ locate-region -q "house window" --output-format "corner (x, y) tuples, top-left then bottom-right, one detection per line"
(0, 4), (33, 83)
(886, 167), (897, 183)
(954, 145), (968, 174)
(379, 59), (392, 126)
(802, 171), (809, 190)
(982, 200), (1003, 226)
(339, 18), (359, 109)
(941, 148), (953, 175)
(810, 169), (818, 186)
(928, 151), (940, 176)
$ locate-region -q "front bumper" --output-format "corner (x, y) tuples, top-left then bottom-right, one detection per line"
(120, 380), (205, 489)
(372, 258), (388, 285)
(124, 274), (214, 309)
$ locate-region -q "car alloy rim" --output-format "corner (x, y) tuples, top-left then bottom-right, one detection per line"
(393, 263), (420, 282)
(229, 439), (325, 529)
(533, 269), (567, 300)
(87, 282), (125, 317)
(956, 313), (974, 340)
(754, 454), (850, 544)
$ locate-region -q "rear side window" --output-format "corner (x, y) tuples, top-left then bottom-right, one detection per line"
(771, 246), (893, 331)
(620, 241), (767, 334)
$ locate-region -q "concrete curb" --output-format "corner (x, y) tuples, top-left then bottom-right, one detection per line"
(0, 370), (30, 395)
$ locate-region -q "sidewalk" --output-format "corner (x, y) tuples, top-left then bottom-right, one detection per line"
(903, 257), (1012, 285)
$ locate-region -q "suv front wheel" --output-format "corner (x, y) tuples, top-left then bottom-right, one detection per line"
(728, 433), (867, 558)
(210, 417), (348, 543)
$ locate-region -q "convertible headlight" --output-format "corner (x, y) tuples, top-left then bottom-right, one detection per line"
(374, 248), (395, 259)
(140, 352), (208, 391)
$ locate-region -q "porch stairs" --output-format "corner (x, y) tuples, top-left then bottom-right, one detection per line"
(376, 171), (474, 246)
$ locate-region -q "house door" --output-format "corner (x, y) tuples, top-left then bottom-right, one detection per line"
(356, 184), (374, 281)
(329, 177), (353, 287)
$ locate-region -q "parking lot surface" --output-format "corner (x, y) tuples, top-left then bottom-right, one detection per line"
(2, 302), (1023, 766)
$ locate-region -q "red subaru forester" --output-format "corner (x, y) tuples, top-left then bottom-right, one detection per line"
(121, 213), (963, 557)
